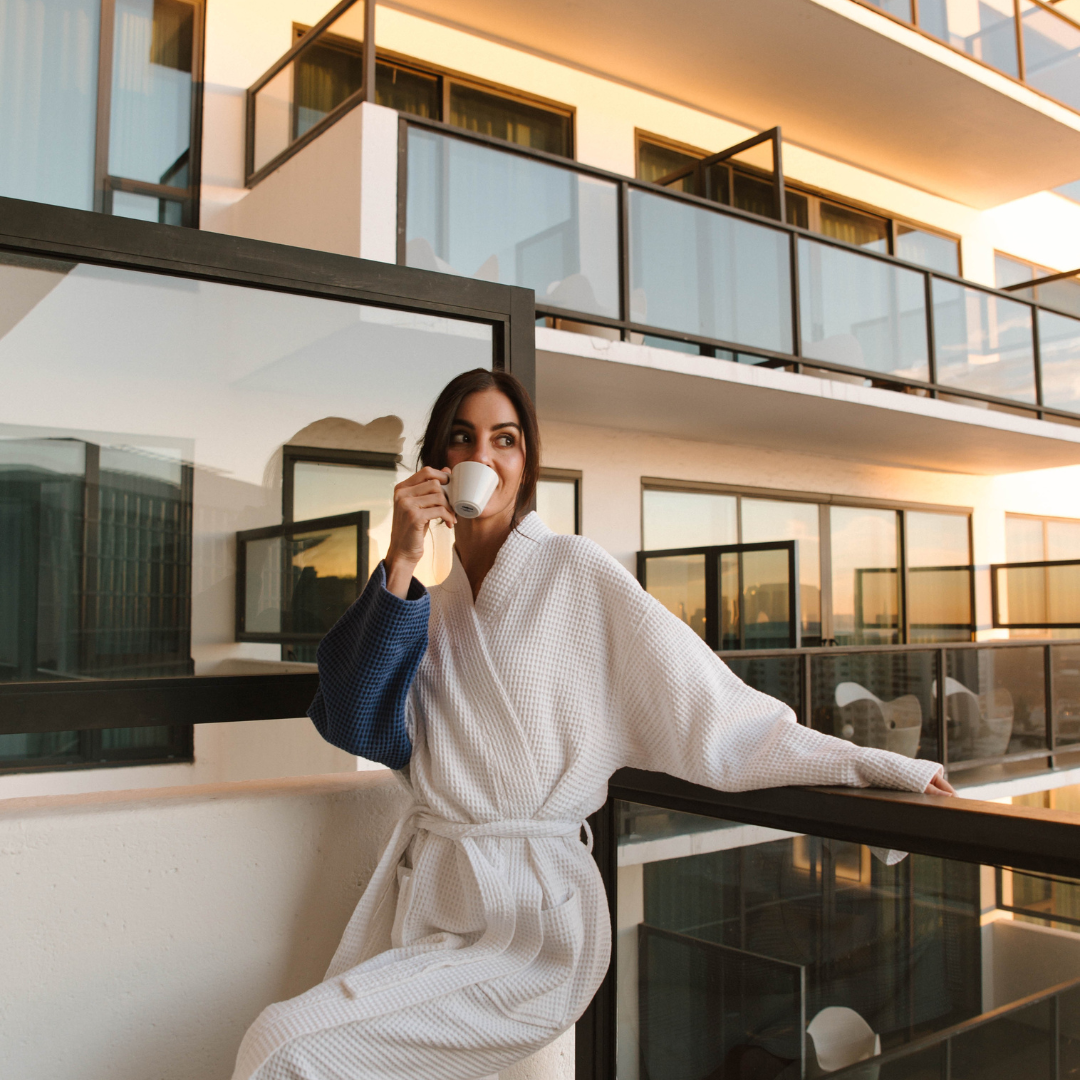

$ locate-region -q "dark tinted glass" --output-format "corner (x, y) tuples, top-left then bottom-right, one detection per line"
(375, 62), (439, 118)
(449, 83), (572, 157)
(638, 140), (700, 185)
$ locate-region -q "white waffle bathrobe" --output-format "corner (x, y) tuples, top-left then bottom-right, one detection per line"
(233, 512), (941, 1080)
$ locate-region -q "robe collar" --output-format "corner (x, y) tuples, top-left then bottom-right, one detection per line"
(443, 511), (552, 614)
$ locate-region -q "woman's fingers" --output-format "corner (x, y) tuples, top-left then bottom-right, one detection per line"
(924, 773), (956, 796)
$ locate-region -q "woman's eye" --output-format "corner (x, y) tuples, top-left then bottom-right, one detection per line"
(450, 431), (469, 444)
(495, 434), (514, 447)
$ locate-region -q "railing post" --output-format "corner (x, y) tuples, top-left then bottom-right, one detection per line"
(618, 180), (631, 338)
(362, 0), (377, 102)
(1045, 643), (1057, 761)
(1032, 296), (1044, 415)
(789, 230), (802, 361)
(801, 650), (813, 728)
(1014, 0), (1027, 83)
(925, 272), (938, 392)
(937, 648), (949, 772)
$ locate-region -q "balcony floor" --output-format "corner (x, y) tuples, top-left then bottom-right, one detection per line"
(536, 329), (1080, 475)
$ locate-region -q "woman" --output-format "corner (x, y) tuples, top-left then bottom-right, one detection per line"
(233, 369), (953, 1080)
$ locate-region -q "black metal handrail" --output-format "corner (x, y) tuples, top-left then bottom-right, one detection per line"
(992, 557), (1080, 629)
(577, 772), (1080, 1080)
(399, 115), (1080, 424)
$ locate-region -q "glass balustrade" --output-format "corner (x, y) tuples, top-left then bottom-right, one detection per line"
(945, 647), (1047, 764)
(798, 238), (930, 381)
(1053, 645), (1080, 750)
(1020, 0), (1080, 112)
(406, 128), (620, 319)
(810, 650), (939, 763)
(932, 280), (1038, 403)
(1036, 309), (1080, 413)
(628, 189), (793, 353)
(614, 798), (1080, 1080)
(919, 0), (1021, 77)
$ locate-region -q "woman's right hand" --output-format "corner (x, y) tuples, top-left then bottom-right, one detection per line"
(384, 467), (456, 598)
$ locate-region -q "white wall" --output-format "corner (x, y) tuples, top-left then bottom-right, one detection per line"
(0, 772), (572, 1080)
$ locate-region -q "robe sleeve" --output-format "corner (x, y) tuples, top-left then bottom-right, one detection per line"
(307, 561), (429, 769)
(613, 581), (943, 794)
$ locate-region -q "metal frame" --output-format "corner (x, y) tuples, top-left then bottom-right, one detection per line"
(281, 446), (399, 524)
(235, 510), (369, 645)
(0, 194), (535, 738)
(576, 770), (1080, 1080)
(637, 540), (801, 650)
(991, 557), (1080, 628)
(94, 0), (205, 227)
(398, 116), (1080, 424)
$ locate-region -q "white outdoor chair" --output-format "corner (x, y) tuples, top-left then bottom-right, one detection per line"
(807, 1006), (881, 1078)
(835, 682), (922, 758)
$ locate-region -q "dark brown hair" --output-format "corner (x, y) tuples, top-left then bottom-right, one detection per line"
(418, 369), (540, 520)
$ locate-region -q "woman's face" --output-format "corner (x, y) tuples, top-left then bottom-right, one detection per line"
(446, 388), (525, 521)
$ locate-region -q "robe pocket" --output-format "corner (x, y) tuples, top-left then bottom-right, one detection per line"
(482, 889), (585, 1031)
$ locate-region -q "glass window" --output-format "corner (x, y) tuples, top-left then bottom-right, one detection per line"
(831, 505), (900, 645)
(1006, 515), (1046, 562)
(741, 498), (822, 646)
(907, 511), (972, 642)
(449, 83), (572, 158)
(0, 251), (491, 690)
(292, 461), (396, 580)
(111, 189), (184, 225)
(866, 0), (913, 18)
(536, 476), (578, 535)
(919, 0), (1020, 78)
(0, 0), (101, 211)
(293, 33), (363, 140)
(895, 225), (960, 275)
(642, 489), (737, 550)
(798, 237), (930, 381)
(731, 170), (778, 220)
(407, 128), (619, 319)
(932, 280), (1037, 403)
(109, 0), (195, 186)
(637, 139), (700, 185)
(818, 202), (888, 252)
(1047, 520), (1080, 561)
(629, 188), (793, 354)
(376, 60), (438, 118)
(995, 253), (1038, 289)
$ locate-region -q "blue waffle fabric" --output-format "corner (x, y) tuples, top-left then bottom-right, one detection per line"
(308, 561), (429, 769)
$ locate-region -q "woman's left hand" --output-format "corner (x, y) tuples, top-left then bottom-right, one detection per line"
(924, 773), (956, 796)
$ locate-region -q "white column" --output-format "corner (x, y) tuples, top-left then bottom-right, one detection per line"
(357, 101), (399, 263)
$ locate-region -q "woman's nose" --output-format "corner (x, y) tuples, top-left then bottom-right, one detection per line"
(468, 440), (494, 465)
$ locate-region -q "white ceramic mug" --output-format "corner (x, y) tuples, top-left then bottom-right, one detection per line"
(444, 461), (499, 519)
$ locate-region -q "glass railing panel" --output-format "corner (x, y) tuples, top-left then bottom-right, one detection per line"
(640, 553), (707, 641)
(1063, 984), (1080, 1071)
(1037, 308), (1080, 413)
(811, 651), (939, 763)
(628, 188), (793, 353)
(1053, 645), (1080, 750)
(1000, 865), (1080, 930)
(1020, 0), (1080, 111)
(797, 237), (930, 381)
(614, 799), (1080, 1080)
(406, 128), (619, 318)
(945, 647), (1046, 763)
(722, 655), (802, 716)
(864, 0), (914, 21)
(950, 998), (1054, 1080)
(907, 566), (973, 643)
(931, 280), (1037, 403)
(919, 0), (1020, 78)
(251, 1), (367, 176)
(994, 561), (1080, 628)
(1037, 275), (1080, 320)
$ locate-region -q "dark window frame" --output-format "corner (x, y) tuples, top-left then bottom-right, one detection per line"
(0, 193), (535, 749)
(640, 478), (974, 646)
(94, 0), (206, 228)
(282, 445), (399, 524)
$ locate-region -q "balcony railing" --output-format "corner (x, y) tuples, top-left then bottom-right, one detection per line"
(580, 772), (1080, 1080)
(860, 0), (1080, 113)
(717, 639), (1080, 777)
(400, 118), (1080, 424)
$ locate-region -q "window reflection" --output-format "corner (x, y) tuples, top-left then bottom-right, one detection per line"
(742, 498), (821, 646)
(536, 476), (579, 535)
(907, 510), (973, 643)
(642, 489), (737, 551)
(831, 506), (899, 645)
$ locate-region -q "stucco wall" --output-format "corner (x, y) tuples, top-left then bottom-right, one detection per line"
(0, 771), (572, 1080)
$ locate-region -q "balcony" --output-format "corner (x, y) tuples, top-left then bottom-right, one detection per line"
(388, 0), (1080, 207)
(4, 762), (1080, 1078)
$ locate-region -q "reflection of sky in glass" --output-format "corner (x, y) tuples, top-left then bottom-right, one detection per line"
(906, 511), (969, 568)
(1037, 310), (1080, 414)
(831, 505), (898, 641)
(742, 498), (821, 632)
(642, 489), (737, 550)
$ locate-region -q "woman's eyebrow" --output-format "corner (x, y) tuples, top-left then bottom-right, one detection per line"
(492, 422), (522, 432)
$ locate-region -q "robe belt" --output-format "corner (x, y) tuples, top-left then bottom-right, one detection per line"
(324, 806), (594, 986)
